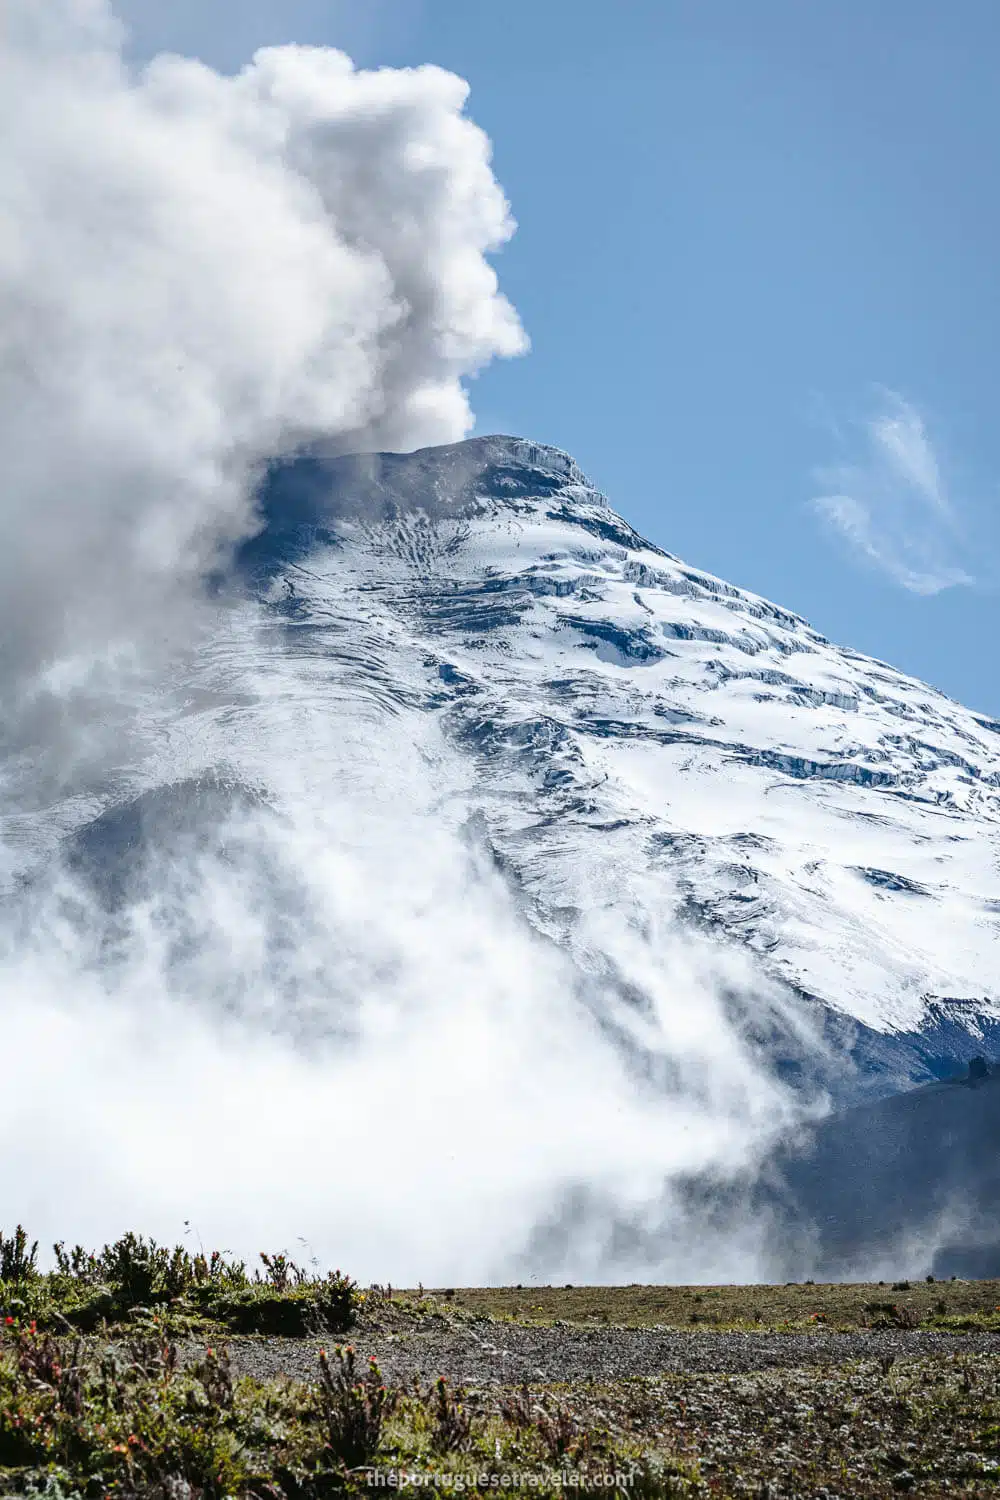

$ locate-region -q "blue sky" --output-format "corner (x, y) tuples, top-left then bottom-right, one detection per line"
(117, 0), (1000, 714)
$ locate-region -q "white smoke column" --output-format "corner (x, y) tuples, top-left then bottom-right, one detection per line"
(0, 0), (524, 728)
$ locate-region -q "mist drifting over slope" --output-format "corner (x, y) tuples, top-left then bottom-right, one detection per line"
(2, 711), (805, 1284)
(0, 2), (823, 1284)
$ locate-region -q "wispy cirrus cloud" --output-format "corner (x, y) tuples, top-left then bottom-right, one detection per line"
(811, 389), (974, 596)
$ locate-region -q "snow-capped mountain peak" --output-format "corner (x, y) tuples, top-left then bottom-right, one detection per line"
(8, 435), (1000, 1104)
(243, 436), (1000, 1068)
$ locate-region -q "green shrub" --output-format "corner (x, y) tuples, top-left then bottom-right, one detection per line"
(430, 1376), (473, 1454)
(0, 1227), (363, 1342)
(211, 1271), (358, 1336)
(316, 1344), (395, 1469)
(0, 1229), (37, 1285)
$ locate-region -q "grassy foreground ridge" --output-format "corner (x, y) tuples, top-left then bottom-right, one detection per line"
(4, 1227), (1000, 1497)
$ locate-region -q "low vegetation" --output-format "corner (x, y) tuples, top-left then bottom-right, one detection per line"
(420, 1278), (1000, 1333)
(0, 1323), (675, 1499)
(3, 1325), (1000, 1497)
(0, 1228), (359, 1341)
(5, 1228), (1000, 1496)
(7, 1223), (1000, 1340)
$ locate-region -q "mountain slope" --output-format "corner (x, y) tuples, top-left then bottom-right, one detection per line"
(8, 435), (1000, 1108)
(768, 1063), (1000, 1279)
(242, 437), (1000, 1081)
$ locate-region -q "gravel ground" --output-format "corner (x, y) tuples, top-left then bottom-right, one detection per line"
(206, 1323), (1000, 1387)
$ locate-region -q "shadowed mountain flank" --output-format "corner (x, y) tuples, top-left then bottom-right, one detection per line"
(767, 1062), (1000, 1279)
(62, 775), (266, 909)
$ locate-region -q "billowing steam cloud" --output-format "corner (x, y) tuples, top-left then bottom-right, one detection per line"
(1, 698), (808, 1283)
(0, 2), (826, 1285)
(0, 0), (523, 715)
